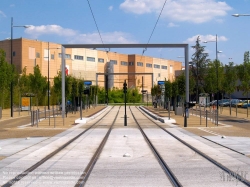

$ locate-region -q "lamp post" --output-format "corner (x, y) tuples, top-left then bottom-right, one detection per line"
(10, 17), (30, 117)
(232, 14), (250, 17)
(203, 34), (222, 125)
(47, 43), (60, 110)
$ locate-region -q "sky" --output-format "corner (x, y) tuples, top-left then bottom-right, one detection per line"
(0, 0), (250, 65)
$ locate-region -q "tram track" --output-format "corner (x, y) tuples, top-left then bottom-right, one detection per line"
(74, 106), (121, 187)
(2, 106), (116, 187)
(131, 106), (250, 186)
(129, 106), (182, 187)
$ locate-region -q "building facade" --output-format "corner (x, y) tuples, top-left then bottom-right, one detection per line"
(0, 38), (182, 93)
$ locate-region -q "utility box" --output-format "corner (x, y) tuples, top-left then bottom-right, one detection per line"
(175, 106), (183, 116)
(199, 93), (210, 107)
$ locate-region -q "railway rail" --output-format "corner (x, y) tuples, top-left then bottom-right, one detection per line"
(2, 106), (116, 187)
(134, 106), (250, 186)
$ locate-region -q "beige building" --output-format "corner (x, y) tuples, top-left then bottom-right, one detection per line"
(0, 38), (182, 93)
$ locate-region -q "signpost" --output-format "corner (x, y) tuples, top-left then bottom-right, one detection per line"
(123, 80), (127, 126)
(84, 81), (92, 111)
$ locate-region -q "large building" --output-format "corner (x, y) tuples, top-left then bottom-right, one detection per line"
(0, 38), (182, 93)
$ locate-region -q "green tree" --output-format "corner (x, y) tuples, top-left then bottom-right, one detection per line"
(223, 62), (237, 115)
(171, 80), (178, 109)
(237, 51), (250, 117)
(191, 36), (209, 103)
(28, 65), (47, 107)
(0, 49), (12, 108)
(204, 60), (224, 101)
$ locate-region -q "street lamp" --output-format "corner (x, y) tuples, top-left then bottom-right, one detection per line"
(232, 14), (250, 17)
(47, 42), (60, 110)
(10, 17), (30, 117)
(203, 34), (222, 125)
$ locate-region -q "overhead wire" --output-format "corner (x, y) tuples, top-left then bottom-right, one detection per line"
(86, 0), (110, 61)
(141, 0), (168, 58)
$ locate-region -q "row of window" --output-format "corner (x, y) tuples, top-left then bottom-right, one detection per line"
(34, 53), (169, 70)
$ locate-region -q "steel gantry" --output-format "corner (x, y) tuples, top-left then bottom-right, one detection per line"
(61, 43), (189, 126)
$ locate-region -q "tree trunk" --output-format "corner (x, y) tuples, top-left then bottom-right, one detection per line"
(229, 94), (231, 116)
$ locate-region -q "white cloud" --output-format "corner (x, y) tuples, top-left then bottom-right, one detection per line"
(109, 6), (113, 11)
(69, 31), (137, 44)
(25, 25), (78, 38)
(167, 22), (179, 27)
(0, 11), (6, 18)
(120, 0), (232, 24)
(10, 4), (15, 7)
(24, 24), (137, 44)
(184, 34), (228, 43)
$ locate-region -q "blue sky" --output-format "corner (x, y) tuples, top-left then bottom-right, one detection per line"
(0, 0), (250, 65)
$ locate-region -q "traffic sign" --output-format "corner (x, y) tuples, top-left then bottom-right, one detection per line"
(84, 81), (92, 86)
(158, 81), (165, 85)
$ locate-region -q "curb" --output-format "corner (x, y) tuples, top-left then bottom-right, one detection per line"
(139, 106), (176, 125)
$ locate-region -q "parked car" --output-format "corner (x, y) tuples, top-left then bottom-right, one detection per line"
(242, 101), (250, 108)
(242, 103), (250, 108)
(237, 100), (250, 108)
(219, 99), (230, 107)
(210, 100), (222, 107)
(231, 99), (243, 107)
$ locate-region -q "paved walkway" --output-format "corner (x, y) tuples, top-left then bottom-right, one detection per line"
(0, 106), (106, 140)
(141, 106), (250, 157)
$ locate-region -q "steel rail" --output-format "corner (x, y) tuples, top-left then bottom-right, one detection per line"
(2, 106), (114, 187)
(129, 106), (182, 187)
(138, 106), (250, 186)
(75, 106), (121, 187)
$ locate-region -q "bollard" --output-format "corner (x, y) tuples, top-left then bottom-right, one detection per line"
(236, 105), (238, 117)
(53, 105), (55, 128)
(215, 109), (217, 125)
(36, 110), (39, 127)
(49, 107), (50, 126)
(38, 109), (40, 122)
(206, 110), (208, 127)
(217, 110), (219, 126)
(44, 106), (46, 119)
(0, 107), (2, 119)
(200, 106), (202, 125)
(31, 111), (33, 126)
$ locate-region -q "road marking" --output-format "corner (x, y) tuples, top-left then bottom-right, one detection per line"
(198, 128), (222, 136)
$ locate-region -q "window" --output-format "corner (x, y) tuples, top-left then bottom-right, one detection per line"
(121, 61), (128, 66)
(87, 57), (95, 62)
(51, 54), (54, 60)
(65, 54), (71, 59)
(98, 58), (104, 63)
(170, 65), (173, 73)
(161, 65), (167, 70)
(146, 63), (152, 68)
(137, 62), (143, 67)
(110, 60), (117, 65)
(154, 64), (160, 69)
(59, 53), (71, 59)
(29, 47), (35, 59)
(74, 55), (84, 60)
(36, 52), (40, 58)
(128, 62), (134, 66)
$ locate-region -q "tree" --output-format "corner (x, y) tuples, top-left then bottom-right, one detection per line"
(237, 51), (250, 117)
(171, 80), (179, 109)
(204, 59), (224, 101)
(28, 65), (47, 107)
(0, 49), (12, 108)
(223, 62), (237, 115)
(191, 36), (209, 103)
